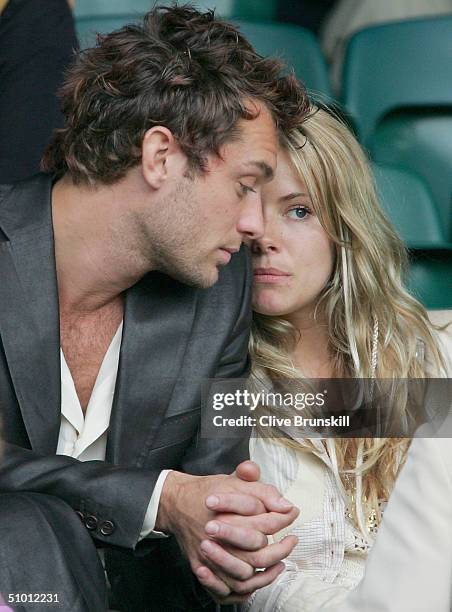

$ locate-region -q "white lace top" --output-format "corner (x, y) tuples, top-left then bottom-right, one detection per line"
(246, 436), (375, 611)
(245, 321), (452, 611)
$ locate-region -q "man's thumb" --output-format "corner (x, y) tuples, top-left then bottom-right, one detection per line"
(234, 459), (260, 482)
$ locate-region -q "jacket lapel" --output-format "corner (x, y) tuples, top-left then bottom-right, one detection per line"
(0, 175), (61, 454)
(107, 272), (198, 466)
(0, 176), (198, 463)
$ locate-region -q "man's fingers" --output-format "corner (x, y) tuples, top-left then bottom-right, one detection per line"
(200, 538), (255, 580)
(238, 534), (298, 568)
(195, 566), (254, 604)
(236, 480), (295, 513)
(206, 492), (266, 515)
(195, 565), (231, 598)
(205, 520), (268, 550)
(248, 507), (300, 534)
(222, 561), (286, 595)
(204, 507), (299, 551)
(234, 459), (260, 482)
(217, 506), (300, 535)
(200, 535), (298, 581)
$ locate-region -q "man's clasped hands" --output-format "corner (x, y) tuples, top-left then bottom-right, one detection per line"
(156, 460), (299, 604)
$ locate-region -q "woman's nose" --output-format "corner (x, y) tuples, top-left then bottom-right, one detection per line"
(251, 234), (278, 255)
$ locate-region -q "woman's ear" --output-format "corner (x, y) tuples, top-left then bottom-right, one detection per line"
(141, 126), (182, 189)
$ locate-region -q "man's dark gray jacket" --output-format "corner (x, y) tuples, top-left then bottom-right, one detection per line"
(0, 173), (252, 609)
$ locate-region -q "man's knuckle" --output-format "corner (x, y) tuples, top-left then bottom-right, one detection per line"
(238, 565), (254, 581)
(233, 581), (250, 595)
(250, 553), (262, 568)
(242, 527), (257, 543)
(282, 511), (296, 525)
(218, 522), (229, 537)
(252, 551), (266, 567)
(252, 533), (266, 550)
(247, 551), (258, 567)
(265, 484), (278, 498)
(261, 517), (275, 533)
(210, 583), (231, 597)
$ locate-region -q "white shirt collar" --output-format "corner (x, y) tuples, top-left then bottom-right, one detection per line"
(59, 321), (123, 458)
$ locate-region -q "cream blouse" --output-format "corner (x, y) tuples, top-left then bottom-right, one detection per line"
(246, 321), (452, 612)
(246, 437), (373, 612)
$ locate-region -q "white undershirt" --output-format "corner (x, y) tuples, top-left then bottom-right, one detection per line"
(56, 321), (170, 539)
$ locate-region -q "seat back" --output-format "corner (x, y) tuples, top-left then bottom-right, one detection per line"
(232, 0), (275, 21)
(371, 111), (452, 241)
(233, 20), (333, 100)
(408, 252), (452, 310)
(76, 14), (142, 48)
(372, 163), (448, 249)
(74, 0), (152, 18)
(342, 16), (452, 144)
(75, 2), (235, 47)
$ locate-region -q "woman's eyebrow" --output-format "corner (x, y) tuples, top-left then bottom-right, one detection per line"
(278, 192), (310, 202)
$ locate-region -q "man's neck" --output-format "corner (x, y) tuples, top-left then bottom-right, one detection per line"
(52, 174), (153, 313)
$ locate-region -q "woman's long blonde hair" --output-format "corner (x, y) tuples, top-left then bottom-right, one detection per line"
(250, 106), (447, 535)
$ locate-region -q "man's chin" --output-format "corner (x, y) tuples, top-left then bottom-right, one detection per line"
(194, 267), (219, 289)
(168, 264), (219, 289)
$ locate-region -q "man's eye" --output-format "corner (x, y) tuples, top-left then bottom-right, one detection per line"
(287, 206), (310, 220)
(239, 182), (256, 195)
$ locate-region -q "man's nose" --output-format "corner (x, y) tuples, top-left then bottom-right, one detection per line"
(237, 194), (265, 244)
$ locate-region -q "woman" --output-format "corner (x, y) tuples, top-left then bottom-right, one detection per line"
(245, 106), (451, 610)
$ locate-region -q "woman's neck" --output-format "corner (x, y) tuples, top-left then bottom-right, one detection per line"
(287, 311), (334, 378)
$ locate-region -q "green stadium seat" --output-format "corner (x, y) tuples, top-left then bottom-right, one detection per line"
(233, 21), (333, 101)
(342, 16), (452, 145)
(232, 0), (276, 21)
(76, 14), (142, 48)
(372, 162), (452, 308)
(407, 251), (452, 310)
(371, 111), (452, 241)
(75, 13), (334, 105)
(75, 2), (235, 47)
(74, 1), (152, 19)
(372, 163), (451, 250)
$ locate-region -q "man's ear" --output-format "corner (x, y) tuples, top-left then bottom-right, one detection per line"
(141, 126), (183, 189)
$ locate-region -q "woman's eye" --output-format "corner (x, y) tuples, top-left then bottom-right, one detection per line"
(287, 206), (310, 220)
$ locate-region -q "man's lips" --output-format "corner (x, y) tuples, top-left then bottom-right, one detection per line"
(253, 267), (292, 283)
(218, 247), (240, 264)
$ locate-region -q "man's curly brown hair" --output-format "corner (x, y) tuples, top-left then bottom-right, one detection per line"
(42, 4), (308, 185)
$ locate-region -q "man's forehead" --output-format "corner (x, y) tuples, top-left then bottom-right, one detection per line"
(206, 104), (277, 175)
(241, 103), (277, 137)
(231, 110), (277, 168)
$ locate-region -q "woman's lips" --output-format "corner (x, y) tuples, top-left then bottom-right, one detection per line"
(253, 268), (291, 283)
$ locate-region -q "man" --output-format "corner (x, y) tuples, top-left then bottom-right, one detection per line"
(0, 5), (308, 611)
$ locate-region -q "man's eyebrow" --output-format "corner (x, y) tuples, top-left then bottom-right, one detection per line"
(279, 192), (310, 202)
(244, 161), (274, 180)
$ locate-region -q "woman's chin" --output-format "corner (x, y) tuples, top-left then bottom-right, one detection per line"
(252, 300), (290, 317)
(252, 287), (297, 317)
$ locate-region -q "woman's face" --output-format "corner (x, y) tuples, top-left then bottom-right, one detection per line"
(251, 148), (335, 323)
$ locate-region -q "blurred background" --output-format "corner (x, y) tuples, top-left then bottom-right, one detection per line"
(1, 0), (451, 310)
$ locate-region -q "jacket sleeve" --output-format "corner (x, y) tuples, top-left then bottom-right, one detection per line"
(0, 442), (159, 549)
